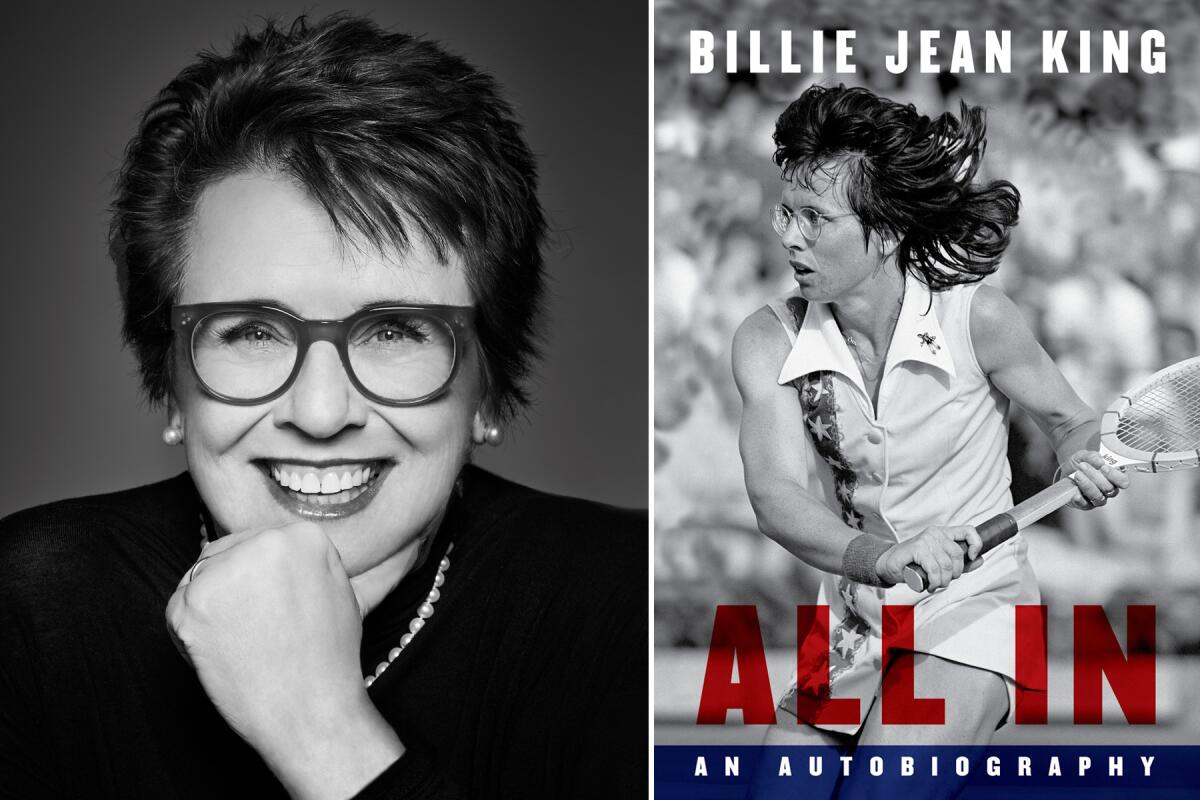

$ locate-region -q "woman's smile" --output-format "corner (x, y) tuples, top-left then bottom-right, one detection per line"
(258, 459), (393, 519)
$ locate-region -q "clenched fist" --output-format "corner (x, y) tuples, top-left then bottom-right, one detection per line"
(167, 522), (403, 799)
(874, 525), (982, 591)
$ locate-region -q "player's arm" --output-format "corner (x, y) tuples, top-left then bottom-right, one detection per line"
(970, 285), (1130, 507)
(733, 308), (977, 589)
(732, 308), (859, 574)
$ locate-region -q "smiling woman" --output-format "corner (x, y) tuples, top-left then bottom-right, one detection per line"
(0, 13), (645, 800)
(172, 173), (483, 580)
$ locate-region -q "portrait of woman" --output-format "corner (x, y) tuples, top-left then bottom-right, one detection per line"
(0, 7), (646, 799)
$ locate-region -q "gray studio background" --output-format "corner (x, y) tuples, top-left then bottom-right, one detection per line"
(0, 0), (646, 516)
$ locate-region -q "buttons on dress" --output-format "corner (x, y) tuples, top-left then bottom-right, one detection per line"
(866, 430), (883, 444)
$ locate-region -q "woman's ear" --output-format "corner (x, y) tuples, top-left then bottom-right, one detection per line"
(877, 229), (900, 260)
(471, 411), (487, 446)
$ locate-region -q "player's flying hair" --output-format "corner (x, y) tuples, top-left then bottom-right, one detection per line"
(773, 84), (1020, 290)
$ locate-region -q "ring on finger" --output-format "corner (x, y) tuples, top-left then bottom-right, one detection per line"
(189, 555), (212, 582)
(1102, 488), (1119, 498)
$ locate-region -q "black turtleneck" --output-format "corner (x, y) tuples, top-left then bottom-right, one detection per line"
(0, 466), (647, 798)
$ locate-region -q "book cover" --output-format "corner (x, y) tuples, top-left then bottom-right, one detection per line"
(654, 2), (1200, 796)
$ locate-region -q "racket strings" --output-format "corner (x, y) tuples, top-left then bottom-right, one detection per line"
(1116, 365), (1200, 456)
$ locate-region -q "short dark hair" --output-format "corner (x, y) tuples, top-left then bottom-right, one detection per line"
(772, 84), (1020, 290)
(111, 13), (546, 421)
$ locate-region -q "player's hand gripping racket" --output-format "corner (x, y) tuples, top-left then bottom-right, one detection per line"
(903, 356), (1200, 592)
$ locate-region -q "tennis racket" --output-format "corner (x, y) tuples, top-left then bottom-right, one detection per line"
(903, 356), (1200, 592)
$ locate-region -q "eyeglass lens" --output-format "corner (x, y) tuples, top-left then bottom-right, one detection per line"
(773, 205), (821, 238)
(190, 310), (456, 402)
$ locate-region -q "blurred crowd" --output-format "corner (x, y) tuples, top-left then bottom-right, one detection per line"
(654, 0), (1200, 653)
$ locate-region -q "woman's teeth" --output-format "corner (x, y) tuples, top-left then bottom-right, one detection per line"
(269, 464), (377, 504)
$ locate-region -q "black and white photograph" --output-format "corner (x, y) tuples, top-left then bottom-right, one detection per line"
(0, 2), (648, 798)
(654, 1), (1200, 797)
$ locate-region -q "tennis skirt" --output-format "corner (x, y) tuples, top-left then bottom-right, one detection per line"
(779, 534), (1043, 734)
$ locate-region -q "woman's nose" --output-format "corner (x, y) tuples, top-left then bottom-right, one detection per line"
(273, 342), (368, 437)
(780, 219), (811, 251)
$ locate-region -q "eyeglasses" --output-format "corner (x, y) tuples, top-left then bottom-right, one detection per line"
(171, 303), (474, 406)
(770, 204), (855, 241)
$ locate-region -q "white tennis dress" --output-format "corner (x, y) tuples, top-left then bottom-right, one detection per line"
(767, 274), (1041, 734)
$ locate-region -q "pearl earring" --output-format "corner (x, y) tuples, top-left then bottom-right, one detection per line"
(162, 426), (183, 446)
(484, 426), (503, 446)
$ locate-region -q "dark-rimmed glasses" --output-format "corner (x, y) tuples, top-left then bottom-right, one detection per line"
(171, 303), (475, 406)
(770, 204), (855, 241)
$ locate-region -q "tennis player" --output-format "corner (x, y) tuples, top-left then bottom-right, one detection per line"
(732, 85), (1131, 785)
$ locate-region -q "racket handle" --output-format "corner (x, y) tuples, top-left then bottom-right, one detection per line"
(901, 477), (1079, 592)
(1004, 476), (1081, 530)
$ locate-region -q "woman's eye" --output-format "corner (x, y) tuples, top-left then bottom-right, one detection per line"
(225, 323), (271, 340)
(219, 324), (278, 345)
(370, 321), (431, 344)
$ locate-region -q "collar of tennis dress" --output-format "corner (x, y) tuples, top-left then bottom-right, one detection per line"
(777, 273), (958, 394)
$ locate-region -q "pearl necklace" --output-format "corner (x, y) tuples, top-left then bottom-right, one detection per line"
(364, 543), (453, 688)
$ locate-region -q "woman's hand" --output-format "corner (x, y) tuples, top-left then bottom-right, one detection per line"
(874, 525), (982, 591)
(1063, 450), (1131, 510)
(166, 522), (403, 799)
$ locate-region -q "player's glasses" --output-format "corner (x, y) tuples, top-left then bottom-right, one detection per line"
(770, 204), (855, 241)
(171, 302), (474, 406)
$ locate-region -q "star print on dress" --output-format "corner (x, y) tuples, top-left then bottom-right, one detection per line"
(828, 606), (872, 684)
(837, 575), (858, 608)
(831, 619), (866, 662)
(918, 332), (940, 353)
(794, 372), (863, 532)
(826, 454), (852, 473)
(787, 598), (870, 717)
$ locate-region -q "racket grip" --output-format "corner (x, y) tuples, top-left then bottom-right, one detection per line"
(901, 477), (1080, 592)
